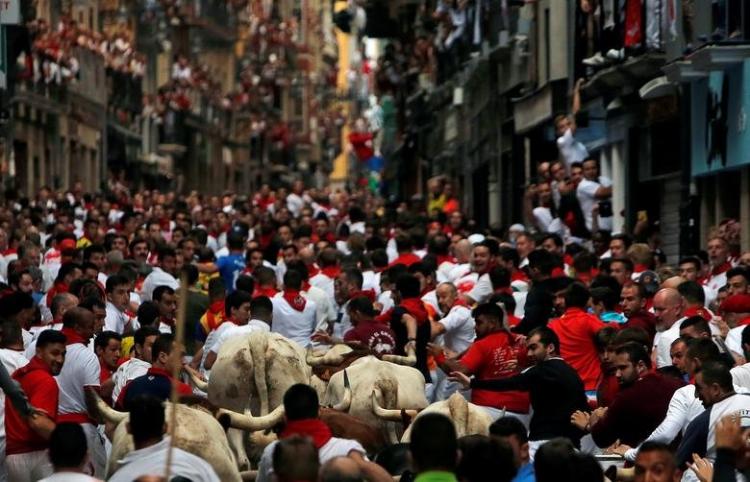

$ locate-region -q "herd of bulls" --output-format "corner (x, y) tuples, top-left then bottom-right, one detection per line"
(88, 331), (496, 481)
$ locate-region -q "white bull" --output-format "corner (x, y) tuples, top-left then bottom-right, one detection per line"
(373, 392), (496, 442)
(189, 331), (312, 469)
(93, 395), (242, 482)
(322, 355), (429, 443)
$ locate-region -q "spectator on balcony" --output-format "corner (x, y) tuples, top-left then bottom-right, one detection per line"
(555, 80), (588, 175)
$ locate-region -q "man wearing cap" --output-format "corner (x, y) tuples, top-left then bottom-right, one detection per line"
(721, 294), (750, 360)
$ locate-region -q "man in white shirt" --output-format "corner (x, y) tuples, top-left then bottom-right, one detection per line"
(104, 274), (135, 334)
(38, 423), (99, 482)
(55, 307), (105, 478)
(209, 296), (272, 361)
(704, 237), (734, 293)
(203, 290), (254, 371)
(0, 321), (30, 482)
(108, 395), (219, 482)
(286, 261), (336, 334)
(111, 326), (160, 405)
(555, 114), (588, 174)
(309, 247), (339, 301)
(431, 283), (475, 401)
(140, 247), (180, 302)
(460, 240), (498, 305)
(272, 271), (317, 348)
(652, 288), (687, 368)
(257, 384), (365, 482)
(576, 159), (613, 232)
(29, 293), (77, 342)
(333, 269), (368, 338)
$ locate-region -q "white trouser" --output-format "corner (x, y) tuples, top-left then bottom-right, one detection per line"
(6, 449), (53, 482)
(480, 406), (531, 430)
(81, 422), (107, 477)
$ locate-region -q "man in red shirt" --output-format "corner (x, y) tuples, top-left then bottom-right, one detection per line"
(548, 282), (606, 402)
(429, 302), (530, 426)
(343, 297), (396, 356)
(95, 331), (122, 403)
(5, 330), (67, 482)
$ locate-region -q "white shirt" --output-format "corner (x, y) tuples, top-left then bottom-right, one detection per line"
(56, 342), (101, 417)
(286, 193), (305, 217)
(421, 290), (440, 317)
(454, 271), (478, 295)
(0, 348), (30, 442)
(378, 291), (394, 313)
(309, 272), (335, 301)
(556, 128), (588, 172)
(467, 272), (493, 304)
(24, 326), (62, 360)
(303, 285), (337, 332)
(437, 305), (476, 354)
(436, 260), (457, 284)
(105, 301), (132, 334)
(140, 267), (180, 302)
(732, 363), (750, 390)
(39, 473), (100, 482)
(705, 271), (728, 294)
(211, 320), (270, 354)
(108, 437), (219, 482)
(448, 263), (471, 283)
(21, 329), (32, 350)
(111, 357), (151, 405)
(623, 384), (704, 461)
(201, 321), (239, 370)
(577, 176), (613, 232)
(271, 296), (317, 348)
(362, 270), (380, 295)
(654, 317), (686, 368)
(257, 437), (365, 482)
(532, 206), (554, 232)
(726, 325), (746, 358)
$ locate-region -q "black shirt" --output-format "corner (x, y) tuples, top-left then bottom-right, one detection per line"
(389, 306), (432, 383)
(471, 357), (589, 444)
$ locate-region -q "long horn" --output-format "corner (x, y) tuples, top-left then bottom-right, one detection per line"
(217, 405), (285, 432)
(382, 344), (416, 366)
(306, 347), (345, 367)
(88, 390), (128, 424)
(186, 369), (209, 392)
(330, 370), (352, 411)
(370, 390), (418, 421)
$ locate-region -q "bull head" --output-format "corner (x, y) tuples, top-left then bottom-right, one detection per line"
(381, 343), (416, 367)
(217, 404), (286, 432)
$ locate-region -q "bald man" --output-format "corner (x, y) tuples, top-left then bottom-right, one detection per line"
(448, 240), (473, 282)
(653, 288), (686, 368)
(660, 276), (687, 290)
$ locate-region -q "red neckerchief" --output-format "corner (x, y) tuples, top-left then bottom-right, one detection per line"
(684, 306), (712, 321)
(61, 327), (87, 346)
(634, 264), (649, 273)
(307, 264), (320, 278)
(711, 261), (732, 277)
(46, 281), (69, 308)
(280, 419), (332, 449)
(320, 266), (341, 279)
(400, 298), (429, 325)
(511, 270), (528, 282)
(13, 356), (53, 380)
(350, 289), (376, 303)
(738, 316), (750, 327)
(282, 289), (307, 311)
(551, 266), (566, 278)
(253, 286), (279, 299)
(160, 316), (175, 328)
(451, 298), (470, 309)
(205, 300), (226, 331)
(436, 255), (455, 266)
(100, 359), (113, 383)
(302, 281), (311, 292)
(563, 254), (574, 266)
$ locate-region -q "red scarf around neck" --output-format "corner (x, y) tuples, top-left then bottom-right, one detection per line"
(320, 266), (341, 279)
(350, 289), (376, 303)
(711, 261), (732, 277)
(254, 286), (279, 299)
(205, 300), (226, 331)
(283, 289), (307, 311)
(436, 255), (455, 266)
(61, 327), (87, 346)
(280, 419), (332, 449)
(400, 298), (429, 325)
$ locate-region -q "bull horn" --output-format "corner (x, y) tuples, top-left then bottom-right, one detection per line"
(330, 370), (352, 412)
(306, 347), (345, 367)
(382, 344), (416, 366)
(370, 390), (418, 421)
(90, 391), (128, 424)
(186, 369), (209, 392)
(218, 405), (285, 432)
